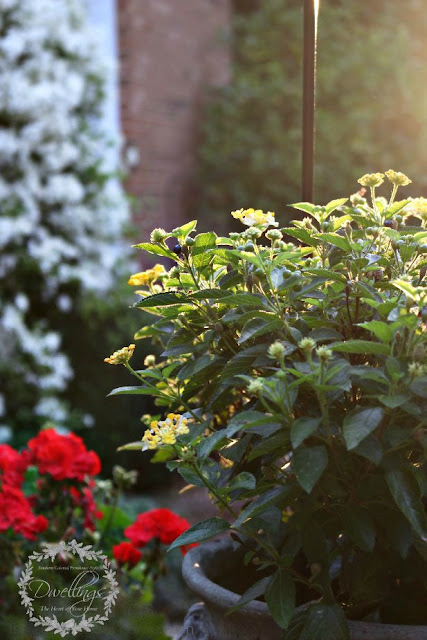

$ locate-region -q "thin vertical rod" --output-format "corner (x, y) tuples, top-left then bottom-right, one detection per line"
(302, 0), (319, 202)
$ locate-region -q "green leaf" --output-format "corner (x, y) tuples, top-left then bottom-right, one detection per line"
(136, 292), (191, 308)
(299, 604), (350, 640)
(291, 417), (322, 449)
(353, 435), (382, 465)
(292, 445), (328, 493)
(168, 518), (230, 551)
(197, 431), (228, 458)
(343, 407), (385, 450)
(192, 232), (217, 268)
(386, 199), (410, 216)
(172, 220), (197, 236)
(265, 568), (295, 629)
(325, 198), (348, 215)
(220, 344), (266, 380)
(108, 386), (153, 397)
(318, 232), (352, 251)
(234, 487), (289, 528)
(190, 289), (229, 300)
(357, 320), (393, 343)
(282, 227), (319, 246)
(228, 472), (256, 492)
(117, 441), (143, 451)
(330, 340), (390, 356)
(132, 242), (176, 259)
(342, 507), (376, 552)
(410, 376), (427, 399)
(377, 394), (411, 409)
(385, 469), (427, 540)
(228, 577), (269, 613)
(238, 317), (282, 344)
(289, 202), (316, 215)
(304, 268), (347, 284)
(220, 293), (268, 308)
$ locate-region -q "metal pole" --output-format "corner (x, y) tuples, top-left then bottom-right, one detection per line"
(302, 0), (319, 202)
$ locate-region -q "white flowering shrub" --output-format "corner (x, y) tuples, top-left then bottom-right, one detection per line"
(0, 0), (131, 437)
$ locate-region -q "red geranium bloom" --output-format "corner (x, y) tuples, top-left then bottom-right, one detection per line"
(27, 428), (101, 481)
(124, 508), (195, 554)
(113, 542), (142, 568)
(0, 484), (48, 540)
(0, 444), (30, 487)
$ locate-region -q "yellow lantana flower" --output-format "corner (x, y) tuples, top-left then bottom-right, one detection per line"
(128, 264), (166, 287)
(141, 414), (190, 451)
(231, 208), (278, 228)
(104, 344), (135, 365)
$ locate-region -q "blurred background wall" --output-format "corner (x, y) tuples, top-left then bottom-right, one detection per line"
(117, 0), (231, 241)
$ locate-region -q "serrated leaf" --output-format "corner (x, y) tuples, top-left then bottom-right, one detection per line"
(291, 417), (322, 448)
(238, 317), (282, 344)
(190, 288), (229, 300)
(220, 344), (266, 380)
(234, 487), (289, 528)
(227, 577), (269, 614)
(330, 340), (390, 356)
(299, 604), (350, 640)
(353, 435), (382, 465)
(342, 507), (376, 552)
(325, 198), (348, 215)
(168, 518), (230, 551)
(410, 376), (427, 399)
(228, 472), (256, 492)
(136, 292), (191, 308)
(265, 568), (295, 629)
(292, 445), (328, 493)
(220, 293), (268, 308)
(343, 407), (384, 450)
(192, 232), (217, 268)
(289, 202), (316, 215)
(318, 233), (352, 251)
(385, 469), (427, 540)
(117, 441), (143, 451)
(282, 227), (319, 246)
(132, 242), (176, 259)
(357, 320), (393, 343)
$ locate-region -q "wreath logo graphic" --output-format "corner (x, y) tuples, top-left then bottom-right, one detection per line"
(18, 539), (119, 637)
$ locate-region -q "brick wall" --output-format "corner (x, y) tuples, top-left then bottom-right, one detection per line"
(117, 0), (231, 248)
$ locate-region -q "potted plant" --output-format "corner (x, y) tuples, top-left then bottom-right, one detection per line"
(107, 171), (427, 639)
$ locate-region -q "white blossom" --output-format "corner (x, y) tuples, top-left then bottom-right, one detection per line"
(0, 0), (131, 429)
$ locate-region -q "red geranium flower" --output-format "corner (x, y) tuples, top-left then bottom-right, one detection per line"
(27, 428), (101, 481)
(0, 444), (31, 487)
(124, 508), (195, 554)
(113, 542), (142, 568)
(0, 484), (48, 540)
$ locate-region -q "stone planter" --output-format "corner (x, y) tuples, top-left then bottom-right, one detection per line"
(178, 538), (427, 640)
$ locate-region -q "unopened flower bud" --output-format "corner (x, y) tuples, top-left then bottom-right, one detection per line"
(268, 341), (286, 360)
(247, 379), (264, 396)
(150, 228), (167, 243)
(316, 346), (333, 362)
(144, 354), (156, 366)
(299, 337), (316, 352)
(358, 173), (384, 188)
(385, 170), (412, 187)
